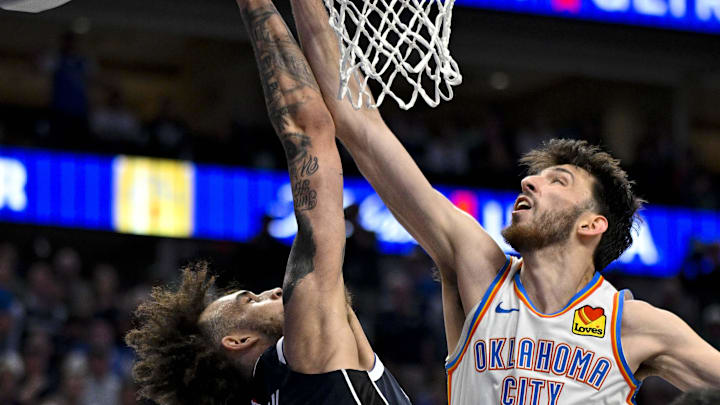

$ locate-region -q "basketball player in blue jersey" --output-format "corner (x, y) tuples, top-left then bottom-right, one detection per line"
(125, 0), (411, 404)
(289, 0), (720, 403)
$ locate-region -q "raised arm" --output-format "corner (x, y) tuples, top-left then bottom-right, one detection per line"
(238, 0), (360, 373)
(289, 0), (507, 350)
(623, 300), (720, 390)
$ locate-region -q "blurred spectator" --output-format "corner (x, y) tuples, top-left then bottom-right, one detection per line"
(343, 204), (381, 330)
(41, 352), (88, 405)
(0, 289), (23, 354)
(146, 97), (191, 159)
(43, 31), (95, 149)
(0, 243), (21, 295)
(86, 318), (134, 379)
(702, 304), (720, 350)
(23, 262), (66, 336)
(682, 241), (720, 308)
(687, 173), (719, 210)
(118, 378), (140, 405)
(90, 86), (144, 151)
(655, 278), (700, 326)
(92, 264), (121, 323)
(0, 352), (24, 405)
(83, 346), (120, 405)
(413, 372), (446, 405)
(467, 110), (514, 187)
(388, 111), (431, 161)
(115, 286), (151, 378)
(515, 115), (555, 156)
(54, 248), (93, 319)
(57, 316), (89, 361)
(374, 268), (430, 395)
(18, 331), (55, 405)
(423, 126), (469, 176)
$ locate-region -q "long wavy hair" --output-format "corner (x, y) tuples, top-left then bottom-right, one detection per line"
(125, 263), (252, 405)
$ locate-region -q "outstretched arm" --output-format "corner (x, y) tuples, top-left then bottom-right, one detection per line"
(238, 0), (360, 373)
(290, 0), (507, 351)
(623, 300), (720, 390)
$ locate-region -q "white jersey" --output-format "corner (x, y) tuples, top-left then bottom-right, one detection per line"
(445, 256), (641, 405)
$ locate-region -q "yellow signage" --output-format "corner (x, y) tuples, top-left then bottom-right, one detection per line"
(113, 156), (194, 237)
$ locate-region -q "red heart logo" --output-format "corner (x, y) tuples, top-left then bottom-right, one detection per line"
(581, 306), (604, 323)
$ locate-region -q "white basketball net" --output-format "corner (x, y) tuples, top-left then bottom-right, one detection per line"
(323, 0), (462, 110)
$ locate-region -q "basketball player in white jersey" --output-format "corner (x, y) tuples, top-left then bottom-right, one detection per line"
(125, 0), (411, 403)
(289, 1), (720, 403)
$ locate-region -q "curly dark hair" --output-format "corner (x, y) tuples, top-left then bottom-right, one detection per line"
(125, 262), (251, 405)
(520, 139), (644, 271)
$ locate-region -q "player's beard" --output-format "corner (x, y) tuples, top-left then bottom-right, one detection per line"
(502, 203), (586, 254)
(252, 312), (284, 341)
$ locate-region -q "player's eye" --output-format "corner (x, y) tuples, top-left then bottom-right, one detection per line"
(246, 296), (253, 303)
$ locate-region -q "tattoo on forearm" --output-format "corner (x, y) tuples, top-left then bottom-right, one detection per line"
(289, 149), (318, 211)
(281, 132), (319, 211)
(292, 179), (317, 211)
(243, 4), (323, 213)
(283, 211), (316, 304)
(241, 4), (320, 135)
(281, 132), (310, 164)
(299, 155), (319, 177)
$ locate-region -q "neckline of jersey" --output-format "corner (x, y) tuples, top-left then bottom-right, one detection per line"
(513, 266), (603, 318)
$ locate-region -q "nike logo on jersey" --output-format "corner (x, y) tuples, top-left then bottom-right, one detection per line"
(495, 302), (519, 314)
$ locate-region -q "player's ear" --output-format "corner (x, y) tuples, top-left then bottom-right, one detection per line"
(578, 214), (608, 237)
(221, 333), (259, 352)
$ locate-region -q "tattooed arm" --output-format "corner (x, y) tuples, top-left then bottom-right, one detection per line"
(290, 0), (506, 353)
(238, 0), (364, 373)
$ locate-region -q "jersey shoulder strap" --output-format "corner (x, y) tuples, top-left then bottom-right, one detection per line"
(445, 256), (517, 369)
(251, 337), (288, 403)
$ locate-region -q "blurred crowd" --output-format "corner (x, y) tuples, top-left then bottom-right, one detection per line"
(2, 89), (715, 210)
(0, 31), (719, 211)
(0, 240), (144, 405)
(0, 209), (718, 404)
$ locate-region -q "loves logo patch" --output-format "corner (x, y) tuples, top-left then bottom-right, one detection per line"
(572, 305), (606, 338)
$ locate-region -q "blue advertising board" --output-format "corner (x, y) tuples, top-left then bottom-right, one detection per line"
(457, 0), (720, 34)
(0, 145), (718, 277)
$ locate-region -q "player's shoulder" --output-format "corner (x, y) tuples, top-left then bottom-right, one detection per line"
(443, 202), (506, 265)
(621, 298), (685, 336)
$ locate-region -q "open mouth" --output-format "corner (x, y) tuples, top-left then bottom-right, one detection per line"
(513, 196), (533, 211)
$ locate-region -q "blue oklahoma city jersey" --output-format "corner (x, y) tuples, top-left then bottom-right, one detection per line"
(445, 256), (641, 405)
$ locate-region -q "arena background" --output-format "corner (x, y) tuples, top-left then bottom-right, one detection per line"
(0, 0), (719, 403)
